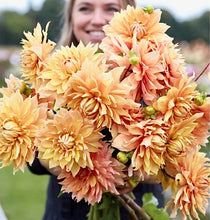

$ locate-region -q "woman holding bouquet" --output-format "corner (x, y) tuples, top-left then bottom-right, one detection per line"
(28, 0), (164, 219)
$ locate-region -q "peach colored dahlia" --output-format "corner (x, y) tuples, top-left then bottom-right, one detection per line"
(191, 97), (210, 146)
(36, 108), (103, 177)
(58, 145), (125, 205)
(103, 6), (171, 47)
(0, 91), (47, 173)
(67, 60), (140, 129)
(165, 113), (204, 166)
(153, 77), (198, 124)
(101, 36), (185, 105)
(167, 150), (210, 220)
(0, 74), (25, 97)
(20, 22), (56, 86)
(38, 42), (104, 108)
(129, 41), (185, 105)
(113, 118), (168, 175)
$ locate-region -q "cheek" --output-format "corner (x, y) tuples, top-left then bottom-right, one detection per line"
(105, 14), (116, 23)
(73, 16), (89, 31)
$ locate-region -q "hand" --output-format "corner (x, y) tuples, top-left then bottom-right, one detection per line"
(39, 159), (62, 176)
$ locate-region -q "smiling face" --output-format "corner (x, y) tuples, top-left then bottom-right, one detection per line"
(72, 0), (121, 45)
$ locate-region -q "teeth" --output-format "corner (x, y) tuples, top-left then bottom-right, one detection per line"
(89, 31), (104, 36)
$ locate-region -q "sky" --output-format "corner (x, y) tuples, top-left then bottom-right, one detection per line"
(0, 0), (209, 21)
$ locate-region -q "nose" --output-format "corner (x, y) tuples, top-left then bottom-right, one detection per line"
(91, 10), (107, 26)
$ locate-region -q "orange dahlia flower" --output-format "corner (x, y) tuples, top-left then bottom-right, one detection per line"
(0, 92), (47, 173)
(167, 150), (210, 220)
(38, 42), (104, 108)
(58, 145), (125, 205)
(36, 108), (103, 177)
(67, 60), (139, 129)
(20, 22), (56, 86)
(103, 6), (170, 47)
(113, 118), (168, 175)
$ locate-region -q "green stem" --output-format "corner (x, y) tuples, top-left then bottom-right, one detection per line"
(121, 194), (152, 220)
(117, 196), (138, 220)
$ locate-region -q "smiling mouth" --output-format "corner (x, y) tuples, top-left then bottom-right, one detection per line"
(87, 31), (105, 36)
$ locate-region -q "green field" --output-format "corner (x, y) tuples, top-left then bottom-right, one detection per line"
(0, 165), (49, 220)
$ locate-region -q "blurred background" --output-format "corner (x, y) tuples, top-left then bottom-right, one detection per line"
(0, 0), (209, 219)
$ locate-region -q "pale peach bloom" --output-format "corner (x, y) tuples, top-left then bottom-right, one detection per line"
(36, 108), (103, 177)
(165, 113), (204, 166)
(103, 6), (170, 47)
(153, 77), (198, 124)
(111, 106), (145, 140)
(167, 150), (210, 220)
(191, 97), (210, 146)
(58, 145), (125, 205)
(38, 42), (104, 108)
(0, 91), (47, 173)
(113, 118), (168, 175)
(67, 60), (139, 129)
(101, 36), (185, 105)
(0, 74), (25, 97)
(20, 22), (56, 86)
(160, 41), (185, 86)
(130, 41), (185, 105)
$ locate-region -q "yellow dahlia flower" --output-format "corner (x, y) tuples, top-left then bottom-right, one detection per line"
(0, 92), (47, 173)
(58, 145), (125, 205)
(167, 150), (210, 220)
(20, 22), (56, 86)
(103, 6), (170, 47)
(36, 108), (103, 177)
(66, 60), (139, 129)
(38, 42), (104, 108)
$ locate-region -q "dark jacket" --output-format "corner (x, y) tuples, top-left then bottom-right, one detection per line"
(28, 155), (164, 220)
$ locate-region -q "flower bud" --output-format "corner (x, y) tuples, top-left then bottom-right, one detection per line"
(129, 51), (139, 65)
(19, 81), (32, 97)
(117, 152), (128, 164)
(128, 176), (139, 188)
(194, 95), (204, 106)
(145, 6), (154, 14)
(126, 150), (134, 159)
(24, 86), (33, 97)
(19, 81), (26, 94)
(144, 106), (156, 115)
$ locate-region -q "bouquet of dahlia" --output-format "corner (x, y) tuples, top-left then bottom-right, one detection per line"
(0, 5), (209, 220)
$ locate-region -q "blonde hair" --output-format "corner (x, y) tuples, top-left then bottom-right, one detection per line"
(58, 0), (136, 47)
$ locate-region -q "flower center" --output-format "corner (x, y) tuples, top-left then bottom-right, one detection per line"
(21, 50), (38, 69)
(58, 133), (75, 149)
(81, 97), (100, 117)
(63, 58), (78, 74)
(131, 21), (146, 40)
(2, 119), (21, 141)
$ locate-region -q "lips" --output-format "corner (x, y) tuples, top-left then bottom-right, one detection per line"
(88, 31), (105, 36)
(86, 31), (105, 42)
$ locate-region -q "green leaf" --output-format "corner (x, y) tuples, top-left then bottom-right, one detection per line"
(142, 193), (170, 220)
(88, 193), (120, 220)
(143, 204), (169, 220)
(142, 193), (159, 206)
